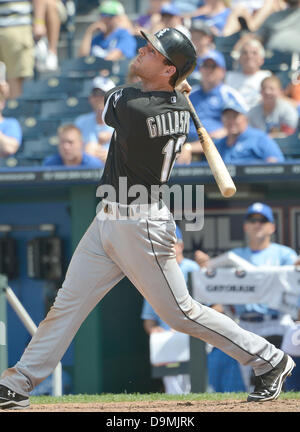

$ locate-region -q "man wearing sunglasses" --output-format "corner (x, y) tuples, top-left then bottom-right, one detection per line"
(231, 202), (299, 390)
(195, 202), (299, 392)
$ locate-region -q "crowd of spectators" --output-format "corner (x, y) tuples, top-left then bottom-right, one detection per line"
(0, 0), (299, 168)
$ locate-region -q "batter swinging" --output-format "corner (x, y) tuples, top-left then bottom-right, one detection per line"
(0, 28), (295, 409)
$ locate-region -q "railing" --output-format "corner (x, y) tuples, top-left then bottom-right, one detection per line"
(0, 277), (62, 396)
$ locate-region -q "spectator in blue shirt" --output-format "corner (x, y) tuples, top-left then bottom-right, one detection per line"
(177, 50), (248, 164)
(78, 0), (137, 61)
(75, 76), (115, 164)
(215, 100), (285, 164)
(187, 0), (232, 36)
(43, 124), (104, 168)
(0, 82), (22, 158)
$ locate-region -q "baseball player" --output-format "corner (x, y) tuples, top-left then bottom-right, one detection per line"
(0, 28), (295, 409)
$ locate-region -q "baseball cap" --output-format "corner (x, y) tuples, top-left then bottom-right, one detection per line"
(245, 202), (274, 223)
(199, 50), (226, 69)
(99, 1), (124, 16)
(91, 76), (115, 93)
(160, 4), (180, 16)
(190, 20), (214, 39)
(222, 99), (248, 115)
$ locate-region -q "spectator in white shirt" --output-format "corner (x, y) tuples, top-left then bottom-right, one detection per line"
(225, 38), (272, 108)
(247, 74), (299, 138)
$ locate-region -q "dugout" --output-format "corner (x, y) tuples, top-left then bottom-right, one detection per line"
(0, 162), (300, 394)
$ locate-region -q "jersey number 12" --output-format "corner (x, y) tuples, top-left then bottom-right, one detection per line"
(161, 136), (186, 182)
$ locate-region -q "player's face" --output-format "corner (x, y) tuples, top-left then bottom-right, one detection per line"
(131, 43), (173, 82)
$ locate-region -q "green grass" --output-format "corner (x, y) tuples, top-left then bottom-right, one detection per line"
(29, 392), (300, 405)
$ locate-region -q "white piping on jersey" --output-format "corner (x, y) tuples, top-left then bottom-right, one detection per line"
(102, 89), (119, 125)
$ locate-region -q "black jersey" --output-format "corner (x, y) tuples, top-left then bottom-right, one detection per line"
(98, 83), (191, 204)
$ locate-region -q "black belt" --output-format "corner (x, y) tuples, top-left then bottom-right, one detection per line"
(102, 200), (164, 217)
(240, 314), (279, 323)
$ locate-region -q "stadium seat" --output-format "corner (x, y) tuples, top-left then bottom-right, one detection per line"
(18, 135), (59, 161)
(0, 156), (41, 168)
(20, 117), (62, 139)
(3, 99), (39, 118)
(21, 77), (83, 100)
(276, 70), (296, 90)
(39, 96), (91, 121)
(214, 32), (241, 53)
(262, 50), (294, 72)
(59, 56), (113, 78)
(275, 130), (300, 159)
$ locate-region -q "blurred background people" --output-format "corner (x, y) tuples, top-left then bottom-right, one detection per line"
(195, 202), (299, 391)
(177, 50), (248, 164)
(150, 3), (190, 37)
(235, 0), (300, 54)
(33, 0), (68, 72)
(43, 124), (104, 168)
(248, 75), (299, 138)
(225, 39), (272, 109)
(186, 0), (232, 36)
(0, 0), (35, 98)
(215, 101), (285, 163)
(78, 0), (137, 61)
(0, 80), (22, 158)
(75, 75), (115, 165)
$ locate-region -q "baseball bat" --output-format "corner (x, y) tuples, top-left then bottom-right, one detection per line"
(183, 92), (236, 198)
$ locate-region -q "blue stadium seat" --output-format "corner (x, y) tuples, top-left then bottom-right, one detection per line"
(21, 77), (83, 100)
(262, 50), (294, 72)
(0, 156), (41, 168)
(3, 99), (39, 118)
(59, 56), (113, 78)
(18, 135), (59, 161)
(20, 117), (61, 139)
(276, 70), (296, 90)
(275, 130), (300, 159)
(39, 97), (91, 121)
(214, 32), (241, 53)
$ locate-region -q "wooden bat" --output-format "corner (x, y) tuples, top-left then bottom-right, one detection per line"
(183, 92), (236, 198)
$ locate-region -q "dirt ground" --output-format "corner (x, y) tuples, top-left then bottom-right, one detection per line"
(6, 399), (300, 412)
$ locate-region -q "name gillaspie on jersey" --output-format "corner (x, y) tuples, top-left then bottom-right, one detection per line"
(146, 110), (190, 138)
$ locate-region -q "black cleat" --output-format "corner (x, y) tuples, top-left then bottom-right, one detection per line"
(247, 354), (295, 402)
(0, 385), (30, 410)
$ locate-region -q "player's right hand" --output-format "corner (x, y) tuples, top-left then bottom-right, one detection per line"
(175, 79), (191, 95)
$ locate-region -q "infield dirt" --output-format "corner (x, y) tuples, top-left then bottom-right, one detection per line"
(6, 399), (300, 412)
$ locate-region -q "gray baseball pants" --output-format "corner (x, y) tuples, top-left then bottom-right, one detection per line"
(0, 201), (284, 396)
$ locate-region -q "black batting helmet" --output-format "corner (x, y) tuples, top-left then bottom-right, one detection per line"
(140, 27), (197, 86)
